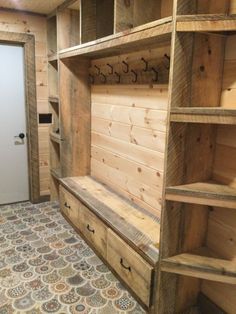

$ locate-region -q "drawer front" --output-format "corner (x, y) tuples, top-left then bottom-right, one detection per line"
(59, 186), (82, 229)
(80, 207), (107, 258)
(107, 229), (153, 306)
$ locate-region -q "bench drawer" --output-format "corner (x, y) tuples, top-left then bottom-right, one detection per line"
(107, 229), (153, 306)
(80, 207), (107, 258)
(59, 186), (82, 229)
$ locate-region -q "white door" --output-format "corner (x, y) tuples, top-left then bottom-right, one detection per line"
(0, 43), (29, 204)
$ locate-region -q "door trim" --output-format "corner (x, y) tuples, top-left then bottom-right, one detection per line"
(0, 31), (40, 203)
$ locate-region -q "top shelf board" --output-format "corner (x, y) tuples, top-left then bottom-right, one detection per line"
(171, 107), (236, 124)
(177, 14), (236, 32)
(166, 181), (236, 209)
(59, 17), (172, 60)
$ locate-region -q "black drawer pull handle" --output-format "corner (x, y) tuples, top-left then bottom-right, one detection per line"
(64, 202), (71, 209)
(120, 258), (131, 272)
(87, 224), (95, 234)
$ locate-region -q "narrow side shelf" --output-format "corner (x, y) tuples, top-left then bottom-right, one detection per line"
(177, 14), (236, 32)
(51, 168), (62, 180)
(50, 132), (61, 144)
(59, 17), (172, 59)
(161, 248), (236, 284)
(166, 181), (236, 209)
(48, 53), (58, 62)
(49, 95), (59, 103)
(170, 107), (236, 124)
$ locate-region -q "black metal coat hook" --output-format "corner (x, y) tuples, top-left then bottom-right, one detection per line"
(100, 73), (106, 83)
(89, 74), (94, 84)
(107, 63), (114, 75)
(151, 67), (159, 82)
(94, 65), (101, 75)
(131, 70), (138, 83)
(122, 61), (129, 73)
(164, 54), (170, 69)
(141, 57), (148, 72)
(114, 72), (121, 84)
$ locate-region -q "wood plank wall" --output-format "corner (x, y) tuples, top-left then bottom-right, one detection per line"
(91, 66), (169, 217)
(0, 10), (50, 196)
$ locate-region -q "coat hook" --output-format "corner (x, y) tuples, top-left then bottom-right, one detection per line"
(94, 65), (100, 75)
(114, 72), (121, 84)
(89, 74), (94, 84)
(131, 70), (138, 83)
(107, 63), (114, 75)
(100, 73), (106, 83)
(164, 54), (170, 61)
(122, 61), (129, 73)
(164, 54), (170, 70)
(151, 67), (158, 82)
(141, 57), (148, 72)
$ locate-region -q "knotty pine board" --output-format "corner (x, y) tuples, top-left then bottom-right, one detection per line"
(221, 35), (236, 109)
(213, 125), (236, 189)
(0, 11), (50, 196)
(91, 84), (168, 216)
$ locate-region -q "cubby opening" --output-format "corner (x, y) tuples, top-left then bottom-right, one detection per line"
(80, 0), (114, 44)
(50, 140), (61, 175)
(88, 45), (171, 216)
(172, 32), (236, 109)
(47, 15), (57, 57)
(170, 31), (236, 123)
(57, 0), (81, 50)
(162, 201), (236, 271)
(177, 0), (236, 15)
(114, 0), (173, 33)
(166, 123), (236, 208)
(50, 100), (60, 135)
(48, 60), (58, 98)
(160, 273), (235, 313)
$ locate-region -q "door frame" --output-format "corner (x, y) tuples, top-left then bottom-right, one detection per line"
(0, 31), (40, 203)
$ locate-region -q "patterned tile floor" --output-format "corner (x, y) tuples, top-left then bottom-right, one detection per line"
(0, 201), (146, 314)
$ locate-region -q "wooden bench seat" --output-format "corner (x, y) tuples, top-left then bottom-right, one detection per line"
(60, 175), (160, 265)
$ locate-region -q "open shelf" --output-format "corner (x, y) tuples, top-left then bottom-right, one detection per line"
(166, 181), (236, 209)
(51, 168), (62, 180)
(114, 0), (173, 33)
(48, 54), (58, 63)
(177, 14), (236, 32)
(49, 95), (59, 103)
(170, 107), (236, 124)
(50, 131), (61, 144)
(161, 247), (236, 284)
(59, 17), (172, 59)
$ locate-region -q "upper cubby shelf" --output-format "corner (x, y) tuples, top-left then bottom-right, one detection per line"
(177, 14), (236, 32)
(170, 107), (236, 124)
(59, 17), (172, 60)
(166, 181), (236, 209)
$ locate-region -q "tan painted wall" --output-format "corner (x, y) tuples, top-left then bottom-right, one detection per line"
(0, 9), (50, 196)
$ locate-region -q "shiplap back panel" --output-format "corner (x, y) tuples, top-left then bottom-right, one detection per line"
(91, 84), (168, 216)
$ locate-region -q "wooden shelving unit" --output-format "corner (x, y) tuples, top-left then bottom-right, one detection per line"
(158, 1), (236, 313)
(47, 0), (236, 312)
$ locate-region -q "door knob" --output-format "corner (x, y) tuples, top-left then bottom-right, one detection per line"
(15, 133), (25, 139)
